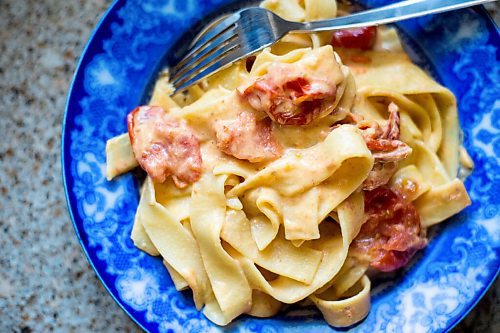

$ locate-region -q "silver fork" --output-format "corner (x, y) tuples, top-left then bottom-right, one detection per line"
(169, 0), (495, 93)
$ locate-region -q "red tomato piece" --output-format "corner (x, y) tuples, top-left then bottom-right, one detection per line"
(351, 187), (427, 272)
(331, 26), (377, 50)
(242, 76), (336, 125)
(214, 110), (282, 162)
(127, 106), (202, 187)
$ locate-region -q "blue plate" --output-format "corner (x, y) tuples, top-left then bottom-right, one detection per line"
(62, 1), (500, 332)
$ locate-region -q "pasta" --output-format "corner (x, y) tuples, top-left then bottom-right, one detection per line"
(105, 0), (472, 327)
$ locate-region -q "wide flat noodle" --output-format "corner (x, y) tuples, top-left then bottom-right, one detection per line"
(229, 125), (373, 197)
(310, 275), (371, 327)
(251, 47), (310, 76)
(261, 0), (336, 50)
(163, 261), (188, 291)
(315, 257), (368, 297)
(304, 0), (337, 20)
(171, 88), (236, 141)
(221, 209), (323, 284)
(260, 0), (305, 22)
(105, 133), (137, 180)
(224, 191), (366, 304)
(190, 173), (252, 322)
(282, 187), (320, 241)
(131, 183), (159, 256)
(154, 179), (192, 222)
(389, 165), (430, 202)
(149, 72), (180, 110)
(243, 187), (283, 250)
(137, 177), (210, 310)
(401, 140), (450, 185)
(205, 60), (250, 91)
(414, 179), (471, 228)
(246, 290), (282, 317)
(213, 158), (258, 179)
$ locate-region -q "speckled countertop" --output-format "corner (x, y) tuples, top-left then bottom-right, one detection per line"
(0, 1), (497, 332)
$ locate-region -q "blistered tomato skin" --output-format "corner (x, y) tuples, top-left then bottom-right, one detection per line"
(242, 76), (336, 126)
(331, 26), (377, 50)
(351, 187), (427, 272)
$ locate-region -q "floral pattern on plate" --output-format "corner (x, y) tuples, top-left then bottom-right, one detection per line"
(62, 1), (500, 332)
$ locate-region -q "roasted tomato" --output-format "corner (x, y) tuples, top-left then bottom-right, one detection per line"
(340, 103), (411, 190)
(363, 162), (397, 192)
(214, 110), (282, 162)
(241, 75), (337, 126)
(240, 47), (343, 125)
(331, 26), (377, 50)
(361, 104), (412, 164)
(127, 105), (202, 187)
(239, 54), (339, 126)
(366, 139), (412, 163)
(351, 187), (427, 272)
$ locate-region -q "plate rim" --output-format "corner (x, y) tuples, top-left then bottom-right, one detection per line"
(61, 0), (149, 331)
(60, 1), (500, 332)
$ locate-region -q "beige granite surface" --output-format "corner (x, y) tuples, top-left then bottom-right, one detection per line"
(0, 0), (497, 332)
(0, 0), (142, 332)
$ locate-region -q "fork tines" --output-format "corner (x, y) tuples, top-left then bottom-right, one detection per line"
(169, 11), (243, 91)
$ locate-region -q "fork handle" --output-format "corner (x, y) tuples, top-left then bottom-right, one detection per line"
(294, 0), (495, 33)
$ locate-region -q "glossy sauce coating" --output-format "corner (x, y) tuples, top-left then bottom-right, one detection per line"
(127, 105), (202, 187)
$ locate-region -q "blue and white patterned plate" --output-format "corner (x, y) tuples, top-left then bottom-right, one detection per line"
(62, 1), (500, 332)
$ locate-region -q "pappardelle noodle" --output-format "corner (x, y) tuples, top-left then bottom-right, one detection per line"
(105, 0), (472, 327)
